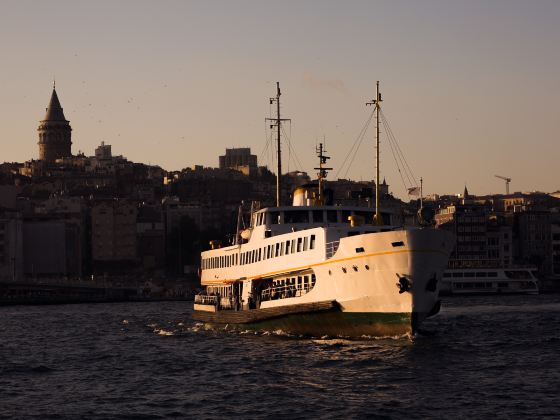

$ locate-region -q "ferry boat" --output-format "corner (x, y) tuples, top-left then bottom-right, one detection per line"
(192, 82), (454, 337)
(440, 267), (539, 295)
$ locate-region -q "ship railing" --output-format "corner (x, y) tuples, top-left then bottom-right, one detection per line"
(220, 297), (235, 309)
(261, 284), (313, 302)
(325, 240), (340, 259)
(194, 294), (218, 305)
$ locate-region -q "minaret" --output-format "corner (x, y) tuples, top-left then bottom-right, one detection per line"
(37, 83), (72, 162)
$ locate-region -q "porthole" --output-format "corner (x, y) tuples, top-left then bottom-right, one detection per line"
(328, 270), (332, 275)
(365, 265), (370, 270)
(352, 265), (358, 272)
(342, 267), (347, 273)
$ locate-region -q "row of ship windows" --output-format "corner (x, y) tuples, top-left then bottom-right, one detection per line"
(254, 210), (388, 226)
(202, 235), (316, 270)
(444, 271), (532, 279)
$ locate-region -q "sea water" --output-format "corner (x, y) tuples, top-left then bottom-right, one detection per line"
(1, 294), (559, 419)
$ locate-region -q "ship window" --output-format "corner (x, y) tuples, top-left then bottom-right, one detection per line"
(452, 272), (463, 278)
(392, 241), (404, 247)
(356, 247), (365, 253)
(285, 240), (290, 255)
(303, 237), (308, 251)
(342, 210), (351, 222)
(291, 240), (296, 253)
(280, 242), (284, 256)
(269, 211), (280, 224)
(327, 211), (338, 223)
(285, 210), (309, 223)
(488, 272), (498, 277)
(297, 238), (302, 252)
(275, 243), (280, 257)
(310, 235), (316, 249)
(258, 248), (262, 261)
(312, 210), (324, 223)
(475, 272), (487, 278)
(355, 211), (373, 223)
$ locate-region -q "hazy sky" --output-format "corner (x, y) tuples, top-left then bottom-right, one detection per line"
(1, 0), (559, 199)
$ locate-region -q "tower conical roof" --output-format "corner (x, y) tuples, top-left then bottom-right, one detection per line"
(43, 88), (67, 121)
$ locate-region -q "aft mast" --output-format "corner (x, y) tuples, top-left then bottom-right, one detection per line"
(266, 82), (290, 207)
(366, 81), (383, 225)
(314, 142), (332, 205)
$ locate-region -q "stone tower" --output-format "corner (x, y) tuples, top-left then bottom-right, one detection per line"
(37, 85), (72, 162)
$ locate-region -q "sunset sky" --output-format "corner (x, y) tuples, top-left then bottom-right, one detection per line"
(1, 0), (559, 199)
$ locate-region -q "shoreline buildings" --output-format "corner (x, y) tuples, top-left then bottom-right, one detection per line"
(0, 83), (559, 293)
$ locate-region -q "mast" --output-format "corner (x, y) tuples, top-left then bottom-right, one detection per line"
(314, 143), (332, 205)
(366, 81), (383, 225)
(420, 177), (424, 209)
(266, 82), (290, 207)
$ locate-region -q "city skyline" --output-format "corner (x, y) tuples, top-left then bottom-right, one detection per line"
(1, 0), (559, 199)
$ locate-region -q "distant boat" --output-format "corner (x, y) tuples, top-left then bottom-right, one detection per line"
(192, 82), (454, 337)
(440, 267), (539, 295)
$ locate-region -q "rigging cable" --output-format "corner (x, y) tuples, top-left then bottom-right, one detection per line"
(381, 110), (418, 188)
(335, 108), (375, 179)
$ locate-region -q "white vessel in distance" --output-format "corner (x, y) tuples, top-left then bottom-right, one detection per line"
(192, 82), (455, 336)
(440, 266), (539, 295)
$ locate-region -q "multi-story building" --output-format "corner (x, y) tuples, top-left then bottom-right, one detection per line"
(137, 203), (165, 272)
(514, 210), (552, 275)
(91, 200), (137, 267)
(435, 187), (511, 268)
(22, 219), (82, 278)
(551, 221), (560, 276)
(219, 148), (257, 176)
(0, 210), (23, 281)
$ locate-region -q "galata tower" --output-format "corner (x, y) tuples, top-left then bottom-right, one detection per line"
(37, 84), (72, 162)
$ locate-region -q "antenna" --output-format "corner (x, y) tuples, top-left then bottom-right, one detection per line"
(314, 143), (333, 205)
(366, 81), (383, 225)
(265, 82), (291, 207)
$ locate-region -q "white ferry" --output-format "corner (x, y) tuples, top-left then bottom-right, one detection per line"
(440, 267), (539, 295)
(192, 82), (454, 336)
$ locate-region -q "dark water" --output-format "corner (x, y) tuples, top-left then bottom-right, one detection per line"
(1, 295), (559, 419)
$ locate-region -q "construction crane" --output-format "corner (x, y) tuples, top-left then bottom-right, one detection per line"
(495, 175), (512, 195)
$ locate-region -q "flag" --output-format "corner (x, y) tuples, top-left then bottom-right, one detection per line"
(408, 187), (421, 196)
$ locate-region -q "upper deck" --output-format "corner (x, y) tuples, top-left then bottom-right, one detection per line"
(248, 205), (397, 238)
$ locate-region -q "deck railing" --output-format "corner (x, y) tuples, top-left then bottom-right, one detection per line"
(261, 284), (313, 302)
(194, 294), (218, 305)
